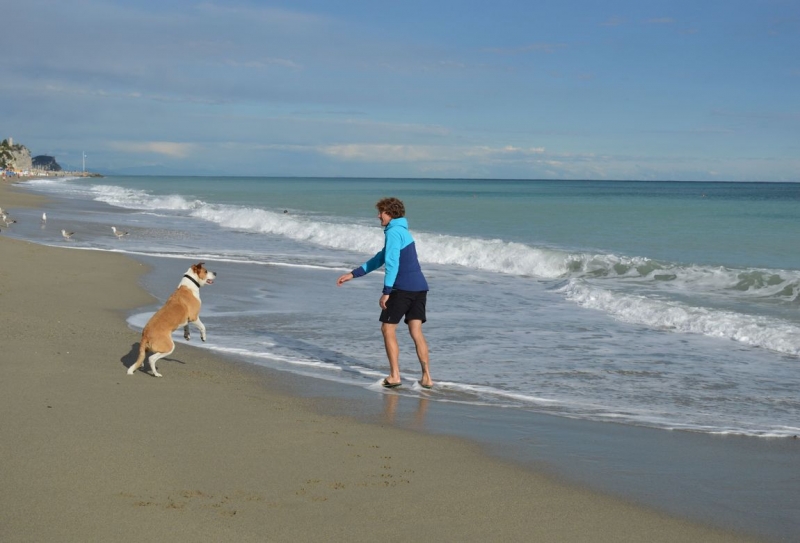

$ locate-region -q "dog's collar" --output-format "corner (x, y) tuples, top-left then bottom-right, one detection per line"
(183, 274), (201, 288)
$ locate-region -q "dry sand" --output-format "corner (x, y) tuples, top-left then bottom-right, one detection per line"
(0, 180), (759, 542)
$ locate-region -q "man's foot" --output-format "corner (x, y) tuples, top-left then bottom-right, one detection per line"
(382, 378), (402, 389)
(418, 380), (433, 389)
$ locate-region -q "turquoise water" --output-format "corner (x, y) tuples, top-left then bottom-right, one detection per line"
(10, 176), (800, 438)
(87, 176), (800, 268)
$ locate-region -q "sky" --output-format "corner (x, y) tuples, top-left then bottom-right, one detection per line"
(1, 0), (798, 180)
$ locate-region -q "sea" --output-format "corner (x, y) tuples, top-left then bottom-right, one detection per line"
(6, 175), (800, 540)
(8, 176), (800, 439)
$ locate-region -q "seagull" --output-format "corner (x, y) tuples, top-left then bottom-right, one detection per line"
(111, 226), (129, 239)
(1, 215), (16, 227)
(61, 229), (75, 241)
(42, 212), (47, 224)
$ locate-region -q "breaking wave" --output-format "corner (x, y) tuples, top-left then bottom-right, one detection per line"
(85, 182), (800, 356)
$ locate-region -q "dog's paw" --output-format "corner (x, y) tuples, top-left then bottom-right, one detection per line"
(152, 372), (163, 378)
(184, 333), (191, 341)
(201, 336), (207, 342)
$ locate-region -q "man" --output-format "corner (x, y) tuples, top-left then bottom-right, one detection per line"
(337, 197), (433, 389)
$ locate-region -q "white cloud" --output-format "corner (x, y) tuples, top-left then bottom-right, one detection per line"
(318, 144), (546, 163)
(108, 141), (197, 158)
(320, 144), (435, 162)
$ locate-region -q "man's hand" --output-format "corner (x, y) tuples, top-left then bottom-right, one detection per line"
(379, 294), (390, 309)
(337, 272), (353, 286)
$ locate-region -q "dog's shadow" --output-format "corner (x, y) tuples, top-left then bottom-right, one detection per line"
(121, 343), (185, 374)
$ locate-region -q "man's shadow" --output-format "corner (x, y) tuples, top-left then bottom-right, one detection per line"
(120, 343), (185, 374)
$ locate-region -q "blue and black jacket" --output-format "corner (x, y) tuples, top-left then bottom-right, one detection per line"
(351, 217), (429, 295)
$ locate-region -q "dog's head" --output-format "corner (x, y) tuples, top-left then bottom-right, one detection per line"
(188, 262), (216, 286)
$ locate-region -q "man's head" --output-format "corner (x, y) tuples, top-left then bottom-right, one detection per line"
(375, 197), (405, 219)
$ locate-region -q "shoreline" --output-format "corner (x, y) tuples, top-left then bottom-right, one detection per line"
(2, 171), (102, 181)
(0, 178), (766, 541)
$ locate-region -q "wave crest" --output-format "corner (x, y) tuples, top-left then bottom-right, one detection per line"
(560, 280), (800, 356)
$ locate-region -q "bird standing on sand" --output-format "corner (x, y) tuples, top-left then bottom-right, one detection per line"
(61, 229), (75, 241)
(111, 226), (129, 239)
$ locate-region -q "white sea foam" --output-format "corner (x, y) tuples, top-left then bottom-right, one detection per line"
(22, 176), (89, 197)
(206, 345), (345, 371)
(92, 184), (200, 210)
(186, 203), (576, 278)
(560, 279), (800, 356)
(185, 203), (800, 301)
(190, 205), (386, 254)
(22, 176), (81, 187)
(74, 186), (800, 302)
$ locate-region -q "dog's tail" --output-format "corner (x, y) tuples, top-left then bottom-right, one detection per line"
(127, 339), (149, 375)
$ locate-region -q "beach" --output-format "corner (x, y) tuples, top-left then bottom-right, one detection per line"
(0, 179), (767, 542)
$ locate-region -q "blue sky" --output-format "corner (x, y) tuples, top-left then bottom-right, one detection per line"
(1, 0), (798, 180)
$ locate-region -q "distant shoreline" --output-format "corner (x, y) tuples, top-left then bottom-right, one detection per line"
(2, 171), (102, 181)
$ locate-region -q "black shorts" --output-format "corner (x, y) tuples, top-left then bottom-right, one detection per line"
(379, 289), (427, 324)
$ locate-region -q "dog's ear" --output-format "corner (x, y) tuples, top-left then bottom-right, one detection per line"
(192, 262), (205, 273)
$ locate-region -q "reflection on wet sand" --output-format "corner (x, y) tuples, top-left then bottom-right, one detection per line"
(383, 392), (429, 428)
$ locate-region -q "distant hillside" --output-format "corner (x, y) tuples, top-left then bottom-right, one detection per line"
(32, 155), (62, 171)
(1, 139), (32, 171)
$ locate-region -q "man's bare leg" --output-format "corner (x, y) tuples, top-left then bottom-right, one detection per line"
(408, 320), (432, 387)
(381, 322), (401, 384)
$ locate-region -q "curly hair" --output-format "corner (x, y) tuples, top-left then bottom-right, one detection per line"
(375, 197), (405, 219)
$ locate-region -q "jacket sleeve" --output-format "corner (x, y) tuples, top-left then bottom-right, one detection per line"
(381, 228), (402, 294)
(351, 249), (385, 278)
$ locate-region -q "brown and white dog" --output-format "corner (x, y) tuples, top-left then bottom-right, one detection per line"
(127, 262), (217, 377)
